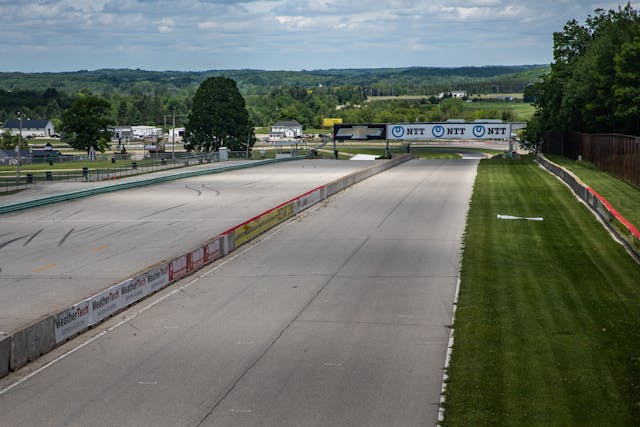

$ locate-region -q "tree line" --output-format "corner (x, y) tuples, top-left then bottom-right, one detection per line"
(0, 66), (545, 130)
(526, 3), (640, 143)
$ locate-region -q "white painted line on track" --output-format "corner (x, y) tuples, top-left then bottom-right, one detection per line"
(437, 269), (462, 425)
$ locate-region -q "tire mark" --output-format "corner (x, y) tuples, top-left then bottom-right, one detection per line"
(24, 228), (44, 246)
(60, 209), (84, 220)
(185, 185), (202, 196)
(0, 235), (30, 250)
(58, 228), (75, 246)
(202, 185), (220, 196)
(103, 221), (152, 238)
(138, 203), (187, 220)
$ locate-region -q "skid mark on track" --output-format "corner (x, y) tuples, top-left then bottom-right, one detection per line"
(58, 229), (75, 246)
(202, 184), (220, 195)
(185, 185), (202, 196)
(138, 203), (187, 219)
(24, 228), (44, 246)
(0, 235), (30, 250)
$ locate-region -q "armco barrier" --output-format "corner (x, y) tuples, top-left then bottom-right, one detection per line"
(0, 334), (10, 377)
(537, 155), (640, 260)
(10, 316), (56, 370)
(1, 155), (411, 379)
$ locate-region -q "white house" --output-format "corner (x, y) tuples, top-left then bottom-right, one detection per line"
(2, 119), (56, 137)
(438, 91), (468, 99)
(270, 120), (303, 139)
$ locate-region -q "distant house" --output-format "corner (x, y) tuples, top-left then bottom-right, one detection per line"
(438, 91), (467, 99)
(270, 120), (303, 139)
(2, 119), (56, 137)
(112, 126), (133, 142)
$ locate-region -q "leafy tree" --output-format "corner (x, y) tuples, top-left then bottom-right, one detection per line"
(528, 4), (640, 139)
(59, 96), (114, 153)
(184, 77), (253, 152)
(0, 131), (28, 150)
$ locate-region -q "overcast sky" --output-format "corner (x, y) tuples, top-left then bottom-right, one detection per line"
(0, 1), (636, 72)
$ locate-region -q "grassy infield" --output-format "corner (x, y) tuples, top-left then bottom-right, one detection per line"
(444, 156), (640, 426)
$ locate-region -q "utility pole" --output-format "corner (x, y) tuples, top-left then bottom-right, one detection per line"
(172, 107), (176, 160)
(16, 112), (23, 185)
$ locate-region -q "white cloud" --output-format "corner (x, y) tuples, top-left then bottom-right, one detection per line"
(0, 0), (638, 71)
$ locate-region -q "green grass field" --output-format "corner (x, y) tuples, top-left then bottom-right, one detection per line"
(546, 154), (640, 230)
(443, 156), (640, 426)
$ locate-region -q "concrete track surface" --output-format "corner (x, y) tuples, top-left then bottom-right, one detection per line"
(0, 159), (478, 427)
(0, 160), (375, 335)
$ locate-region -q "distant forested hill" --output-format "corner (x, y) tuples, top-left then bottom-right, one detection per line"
(0, 65), (547, 96)
(0, 65), (547, 128)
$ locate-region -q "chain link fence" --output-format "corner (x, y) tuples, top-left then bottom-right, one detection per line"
(0, 151), (261, 194)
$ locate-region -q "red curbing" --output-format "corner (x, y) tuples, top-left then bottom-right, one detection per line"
(587, 187), (640, 239)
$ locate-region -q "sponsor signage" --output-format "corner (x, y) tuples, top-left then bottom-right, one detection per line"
(145, 263), (169, 292)
(387, 123), (512, 140)
(54, 299), (91, 343)
(169, 255), (189, 282)
(206, 239), (222, 263)
(333, 124), (387, 141)
(323, 118), (343, 127)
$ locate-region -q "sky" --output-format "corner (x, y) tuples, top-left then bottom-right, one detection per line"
(0, 0), (637, 72)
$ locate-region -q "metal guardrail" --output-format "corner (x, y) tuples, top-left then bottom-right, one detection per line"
(0, 151), (262, 194)
(0, 156), (305, 216)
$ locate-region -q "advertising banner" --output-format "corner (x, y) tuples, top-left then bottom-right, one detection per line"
(54, 299), (91, 343)
(206, 239), (222, 263)
(90, 280), (129, 324)
(145, 263), (169, 293)
(293, 187), (324, 214)
(119, 276), (149, 306)
(189, 246), (206, 271)
(323, 118), (343, 127)
(169, 255), (189, 282)
(234, 203), (294, 247)
(387, 123), (512, 140)
(333, 124), (387, 141)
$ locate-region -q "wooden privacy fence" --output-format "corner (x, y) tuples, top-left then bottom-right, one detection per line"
(543, 131), (640, 188)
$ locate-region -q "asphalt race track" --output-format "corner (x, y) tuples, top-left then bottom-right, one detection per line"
(0, 158), (478, 426)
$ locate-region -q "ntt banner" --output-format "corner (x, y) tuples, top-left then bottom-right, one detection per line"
(387, 123), (512, 140)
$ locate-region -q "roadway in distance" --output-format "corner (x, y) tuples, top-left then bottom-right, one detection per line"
(0, 158), (478, 426)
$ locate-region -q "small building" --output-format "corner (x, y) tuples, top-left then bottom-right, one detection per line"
(2, 119), (56, 138)
(112, 126), (133, 142)
(270, 120), (303, 139)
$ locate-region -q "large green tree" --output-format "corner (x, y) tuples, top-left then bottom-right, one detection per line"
(184, 77), (253, 152)
(60, 96), (114, 153)
(526, 4), (640, 141)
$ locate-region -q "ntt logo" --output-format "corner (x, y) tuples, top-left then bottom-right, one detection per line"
(473, 125), (486, 137)
(391, 126), (405, 138)
(432, 125), (445, 137)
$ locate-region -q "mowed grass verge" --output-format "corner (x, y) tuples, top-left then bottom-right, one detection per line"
(443, 156), (640, 426)
(546, 154), (640, 230)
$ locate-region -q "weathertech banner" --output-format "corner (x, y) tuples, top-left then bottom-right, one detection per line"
(387, 123), (512, 140)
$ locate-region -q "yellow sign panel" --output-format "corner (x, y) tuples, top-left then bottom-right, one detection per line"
(323, 118), (343, 127)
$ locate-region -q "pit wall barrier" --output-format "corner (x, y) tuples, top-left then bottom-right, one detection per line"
(1, 155), (411, 379)
(536, 155), (640, 259)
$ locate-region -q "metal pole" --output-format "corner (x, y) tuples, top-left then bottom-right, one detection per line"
(246, 129), (251, 159)
(172, 108), (176, 160)
(17, 112), (23, 186)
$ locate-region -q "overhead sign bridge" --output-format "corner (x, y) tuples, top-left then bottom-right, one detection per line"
(331, 121), (527, 157)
